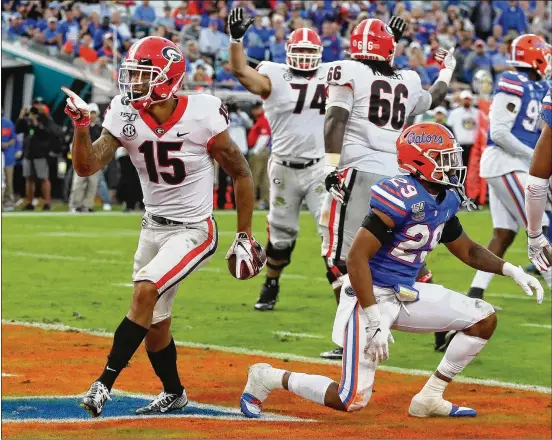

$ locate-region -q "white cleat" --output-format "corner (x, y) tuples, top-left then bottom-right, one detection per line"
(239, 363), (274, 418)
(409, 393), (477, 418)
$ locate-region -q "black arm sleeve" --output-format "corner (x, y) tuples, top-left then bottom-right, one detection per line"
(361, 211), (394, 245)
(439, 215), (464, 243)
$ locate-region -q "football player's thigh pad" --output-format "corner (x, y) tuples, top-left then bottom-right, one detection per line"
(391, 283), (495, 333)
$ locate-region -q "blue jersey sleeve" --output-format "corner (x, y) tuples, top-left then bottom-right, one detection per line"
(370, 179), (409, 226)
(495, 72), (524, 98)
(541, 89), (552, 128)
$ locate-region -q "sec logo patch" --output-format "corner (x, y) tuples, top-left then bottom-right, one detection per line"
(345, 286), (355, 297)
(121, 124), (137, 140)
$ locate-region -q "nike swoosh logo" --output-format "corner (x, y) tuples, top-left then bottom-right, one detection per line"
(177, 132), (189, 137)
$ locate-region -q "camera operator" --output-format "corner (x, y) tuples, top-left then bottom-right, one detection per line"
(16, 103), (62, 211)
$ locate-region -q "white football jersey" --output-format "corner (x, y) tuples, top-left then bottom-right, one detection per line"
(257, 61), (331, 161)
(326, 60), (431, 176)
(103, 94), (229, 222)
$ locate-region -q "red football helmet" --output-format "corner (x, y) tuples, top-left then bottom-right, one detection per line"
(349, 18), (396, 64)
(508, 34), (552, 78)
(118, 36), (186, 109)
(396, 122), (466, 188)
(285, 28), (323, 71)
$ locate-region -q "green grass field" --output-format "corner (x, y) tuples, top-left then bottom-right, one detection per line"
(2, 209), (551, 388)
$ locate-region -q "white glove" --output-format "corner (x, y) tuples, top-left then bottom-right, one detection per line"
(365, 325), (394, 363)
(225, 232), (266, 279)
(528, 233), (552, 272)
(502, 262), (544, 304)
(61, 86), (90, 126)
(435, 47), (456, 86)
(363, 304), (394, 363)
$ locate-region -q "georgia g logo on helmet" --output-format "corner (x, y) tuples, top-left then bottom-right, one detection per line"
(161, 47), (182, 62)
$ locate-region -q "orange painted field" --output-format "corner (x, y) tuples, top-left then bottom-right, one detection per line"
(2, 324), (551, 439)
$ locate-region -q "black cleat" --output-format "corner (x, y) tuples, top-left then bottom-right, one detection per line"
(320, 347), (343, 360)
(135, 390), (188, 415)
(254, 284), (279, 311)
(435, 331), (457, 352)
(467, 287), (484, 299)
(80, 381), (111, 417)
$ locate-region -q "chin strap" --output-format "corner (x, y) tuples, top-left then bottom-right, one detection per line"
(450, 175), (477, 212)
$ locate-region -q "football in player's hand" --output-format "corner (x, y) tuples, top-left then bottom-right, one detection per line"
(226, 234), (267, 280)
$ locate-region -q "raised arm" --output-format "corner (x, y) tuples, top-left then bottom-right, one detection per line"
(62, 87), (120, 176)
(426, 48), (457, 110)
(227, 8), (271, 98)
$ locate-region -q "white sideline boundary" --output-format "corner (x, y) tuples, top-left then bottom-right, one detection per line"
(2, 319), (550, 394)
(521, 323), (552, 329)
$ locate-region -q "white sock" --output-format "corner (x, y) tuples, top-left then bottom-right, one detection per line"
(437, 332), (488, 380)
(287, 372), (334, 405)
(471, 271), (494, 290)
(419, 374), (448, 398)
(264, 367), (285, 391)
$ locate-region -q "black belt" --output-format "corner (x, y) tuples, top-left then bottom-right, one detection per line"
(279, 158), (321, 169)
(150, 215), (184, 226)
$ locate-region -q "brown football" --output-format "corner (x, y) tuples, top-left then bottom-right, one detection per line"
(228, 242), (267, 280)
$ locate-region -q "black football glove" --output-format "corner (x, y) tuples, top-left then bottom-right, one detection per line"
(388, 16), (406, 41)
(228, 8), (254, 43)
(325, 170), (351, 205)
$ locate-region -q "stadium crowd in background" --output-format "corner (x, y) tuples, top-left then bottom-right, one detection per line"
(1, 0), (551, 211)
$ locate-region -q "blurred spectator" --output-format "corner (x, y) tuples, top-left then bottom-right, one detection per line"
(174, 4), (191, 31)
(69, 103), (102, 213)
(216, 60), (240, 89)
(8, 14), (32, 40)
(62, 32), (98, 64)
(152, 24), (169, 39)
(408, 43), (431, 88)
(1, 110), (20, 210)
(154, 6), (175, 31)
(448, 90), (479, 168)
(321, 21), (342, 63)
(433, 106), (453, 133)
(491, 41), (513, 75)
(133, 0), (156, 36)
(111, 11), (132, 41)
(180, 15), (201, 44)
(58, 8), (80, 45)
(393, 42), (409, 69)
(453, 36), (475, 84)
(492, 24), (504, 42)
(437, 24), (457, 49)
(529, 1), (550, 36)
(16, 104), (62, 211)
(268, 27), (286, 64)
(470, 0), (496, 41)
(116, 147), (143, 212)
(485, 36), (499, 57)
(464, 39), (492, 84)
(87, 11), (101, 36)
(247, 102), (270, 210)
(308, 0), (335, 32)
(192, 64), (213, 92)
(199, 18), (227, 62)
(243, 15), (274, 65)
(495, 0), (527, 35)
(93, 16), (123, 51)
(33, 97), (50, 115)
(97, 33), (118, 60)
(226, 100), (252, 156)
(41, 17), (59, 48)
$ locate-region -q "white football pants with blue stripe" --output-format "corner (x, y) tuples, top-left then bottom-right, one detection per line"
(334, 279), (495, 412)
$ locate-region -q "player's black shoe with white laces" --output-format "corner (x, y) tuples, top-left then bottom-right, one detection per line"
(80, 381), (111, 417)
(254, 284), (279, 311)
(135, 390), (188, 415)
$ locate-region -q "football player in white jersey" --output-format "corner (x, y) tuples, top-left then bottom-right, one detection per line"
(62, 36), (265, 417)
(319, 18), (458, 358)
(468, 34), (552, 300)
(228, 8), (334, 311)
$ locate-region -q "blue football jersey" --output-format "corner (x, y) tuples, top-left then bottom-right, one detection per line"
(369, 175), (461, 288)
(488, 71), (549, 149)
(541, 89), (552, 128)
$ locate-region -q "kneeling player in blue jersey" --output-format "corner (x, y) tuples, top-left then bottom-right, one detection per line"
(239, 122), (544, 419)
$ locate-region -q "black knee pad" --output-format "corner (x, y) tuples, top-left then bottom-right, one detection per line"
(266, 240), (296, 269)
(324, 257), (347, 284)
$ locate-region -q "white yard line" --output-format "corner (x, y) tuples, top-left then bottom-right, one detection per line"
(2, 373), (19, 377)
(2, 319), (550, 394)
(521, 323), (552, 329)
(272, 331), (323, 339)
